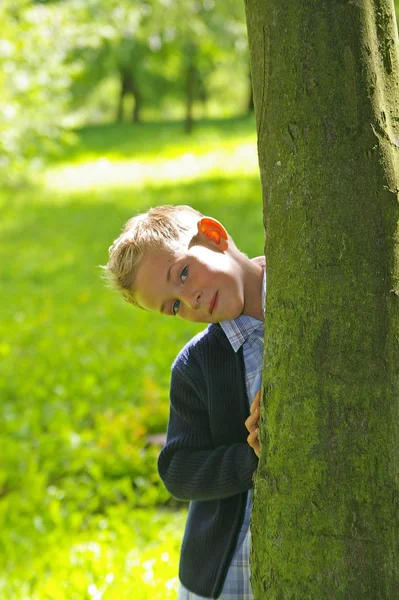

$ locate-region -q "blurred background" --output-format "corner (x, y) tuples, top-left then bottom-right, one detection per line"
(0, 1), (397, 599)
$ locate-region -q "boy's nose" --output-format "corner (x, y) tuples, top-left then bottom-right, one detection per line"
(180, 288), (201, 310)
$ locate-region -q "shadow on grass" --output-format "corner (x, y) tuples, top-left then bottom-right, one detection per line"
(48, 114), (257, 164)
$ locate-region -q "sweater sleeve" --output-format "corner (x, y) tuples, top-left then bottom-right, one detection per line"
(157, 363), (259, 502)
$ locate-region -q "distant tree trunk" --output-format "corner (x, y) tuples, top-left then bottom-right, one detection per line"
(184, 45), (197, 134)
(116, 69), (127, 122)
(116, 67), (142, 123)
(198, 74), (208, 119)
(130, 70), (142, 124)
(185, 61), (195, 134)
(245, 0), (399, 597)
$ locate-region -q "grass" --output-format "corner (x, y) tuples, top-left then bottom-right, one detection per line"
(48, 116), (257, 164)
(0, 115), (263, 599)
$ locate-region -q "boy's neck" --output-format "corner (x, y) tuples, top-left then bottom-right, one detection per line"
(241, 256), (265, 321)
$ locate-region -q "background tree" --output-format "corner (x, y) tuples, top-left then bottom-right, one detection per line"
(65, 0), (249, 129)
(1, 0), (251, 186)
(245, 0), (399, 597)
(151, 0), (249, 132)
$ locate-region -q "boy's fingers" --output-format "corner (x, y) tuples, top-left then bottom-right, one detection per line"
(245, 409), (259, 433)
(253, 390), (261, 403)
(246, 392), (262, 457)
(247, 428), (258, 444)
(250, 390), (261, 414)
(247, 429), (260, 457)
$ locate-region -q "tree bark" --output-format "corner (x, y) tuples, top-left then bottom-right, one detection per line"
(245, 0), (399, 597)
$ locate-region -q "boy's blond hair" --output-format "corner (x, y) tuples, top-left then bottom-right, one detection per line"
(104, 205), (203, 306)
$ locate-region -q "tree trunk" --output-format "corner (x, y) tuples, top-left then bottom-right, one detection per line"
(116, 69), (126, 122)
(185, 58), (196, 134)
(245, 0), (399, 597)
(130, 70), (142, 124)
(116, 68), (142, 123)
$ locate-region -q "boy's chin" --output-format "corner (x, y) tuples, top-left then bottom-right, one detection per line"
(214, 309), (243, 323)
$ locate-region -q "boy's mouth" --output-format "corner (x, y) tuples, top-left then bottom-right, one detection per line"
(209, 291), (218, 314)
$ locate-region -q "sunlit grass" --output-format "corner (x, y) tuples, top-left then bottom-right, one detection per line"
(43, 116), (258, 193)
(44, 142), (258, 192)
(48, 116), (257, 165)
(0, 508), (186, 600)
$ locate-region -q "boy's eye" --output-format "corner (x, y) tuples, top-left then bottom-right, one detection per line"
(172, 299), (180, 316)
(180, 266), (188, 282)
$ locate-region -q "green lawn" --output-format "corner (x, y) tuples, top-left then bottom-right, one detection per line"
(0, 115), (262, 599)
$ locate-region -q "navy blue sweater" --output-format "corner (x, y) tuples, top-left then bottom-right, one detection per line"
(158, 323), (259, 598)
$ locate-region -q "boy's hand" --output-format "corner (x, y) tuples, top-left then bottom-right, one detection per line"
(245, 390), (261, 458)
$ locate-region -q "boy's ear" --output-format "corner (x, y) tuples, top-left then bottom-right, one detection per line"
(197, 217), (229, 249)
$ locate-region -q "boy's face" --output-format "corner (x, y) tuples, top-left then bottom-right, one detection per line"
(134, 222), (245, 323)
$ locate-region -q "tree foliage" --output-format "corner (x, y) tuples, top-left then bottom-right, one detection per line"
(0, 0), (78, 184)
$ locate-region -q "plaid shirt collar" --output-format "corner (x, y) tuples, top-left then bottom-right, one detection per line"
(219, 268), (266, 353)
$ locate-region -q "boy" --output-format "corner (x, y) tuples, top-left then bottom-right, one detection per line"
(105, 205), (263, 599)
